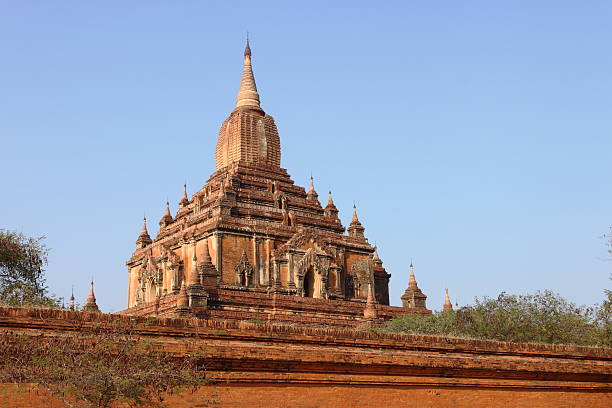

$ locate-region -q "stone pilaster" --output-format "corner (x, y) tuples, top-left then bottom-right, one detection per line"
(288, 252), (296, 289)
(215, 232), (223, 285)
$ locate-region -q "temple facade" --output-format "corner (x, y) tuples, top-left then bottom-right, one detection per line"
(123, 40), (430, 325)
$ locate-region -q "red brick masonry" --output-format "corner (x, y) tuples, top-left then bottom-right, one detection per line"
(1, 307), (610, 407)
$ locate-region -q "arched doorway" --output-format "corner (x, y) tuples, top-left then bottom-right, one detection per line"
(303, 267), (315, 298)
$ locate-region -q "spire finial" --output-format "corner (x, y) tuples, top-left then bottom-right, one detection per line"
(244, 32), (251, 56)
(236, 36), (260, 109)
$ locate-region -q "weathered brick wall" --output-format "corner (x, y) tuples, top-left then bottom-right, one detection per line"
(4, 385), (611, 408)
(1, 307), (610, 408)
(122, 287), (430, 327)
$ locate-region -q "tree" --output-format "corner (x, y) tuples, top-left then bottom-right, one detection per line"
(0, 319), (208, 408)
(379, 290), (610, 347)
(599, 226), (612, 344)
(0, 229), (58, 307)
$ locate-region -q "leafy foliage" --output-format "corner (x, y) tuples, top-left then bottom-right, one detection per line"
(0, 229), (59, 308)
(0, 319), (207, 408)
(379, 290), (611, 347)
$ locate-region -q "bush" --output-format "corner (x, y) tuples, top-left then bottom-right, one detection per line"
(0, 319), (207, 407)
(378, 290), (611, 347)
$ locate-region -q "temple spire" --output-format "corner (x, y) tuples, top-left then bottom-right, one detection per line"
(159, 202), (173, 229)
(175, 279), (191, 316)
(408, 263), (418, 289)
(401, 262), (428, 309)
(306, 176), (319, 202)
(141, 217), (148, 235)
(443, 288), (453, 312)
(348, 204), (365, 238)
(82, 281), (100, 313)
(236, 35), (261, 109)
(136, 216), (152, 249)
(363, 282), (378, 319)
(69, 286), (75, 311)
(179, 184), (189, 207)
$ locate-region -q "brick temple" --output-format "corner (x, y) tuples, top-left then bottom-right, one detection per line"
(122, 40), (431, 325)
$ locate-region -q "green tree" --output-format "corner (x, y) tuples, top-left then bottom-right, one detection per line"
(379, 290), (609, 347)
(0, 229), (58, 307)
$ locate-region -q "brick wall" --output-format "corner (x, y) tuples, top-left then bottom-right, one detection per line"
(1, 307), (610, 408)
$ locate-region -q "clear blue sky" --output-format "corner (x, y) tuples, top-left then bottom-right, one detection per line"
(1, 1), (610, 312)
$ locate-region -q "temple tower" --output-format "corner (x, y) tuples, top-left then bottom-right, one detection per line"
(443, 288), (453, 312)
(215, 38), (281, 170)
(123, 39), (426, 325)
(82, 281), (100, 313)
(401, 263), (427, 309)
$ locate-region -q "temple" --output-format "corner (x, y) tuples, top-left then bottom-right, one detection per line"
(122, 40), (431, 326)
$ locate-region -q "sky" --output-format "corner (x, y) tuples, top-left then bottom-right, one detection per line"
(1, 1), (611, 313)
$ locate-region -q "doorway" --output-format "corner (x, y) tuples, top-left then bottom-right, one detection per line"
(303, 268), (315, 298)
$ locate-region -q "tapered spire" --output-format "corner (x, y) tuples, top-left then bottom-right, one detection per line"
(202, 239), (212, 263)
(401, 262), (428, 310)
(136, 216), (152, 249)
(408, 263), (417, 289)
(188, 242), (200, 287)
(82, 281), (100, 313)
(140, 217), (148, 235)
(443, 288), (453, 312)
(179, 184), (189, 207)
(351, 204), (359, 224)
(236, 36), (261, 109)
(69, 286), (75, 311)
(324, 190), (340, 219)
(159, 202), (173, 228)
(348, 204), (365, 238)
(306, 176), (319, 202)
(363, 282), (378, 319)
(175, 279), (191, 315)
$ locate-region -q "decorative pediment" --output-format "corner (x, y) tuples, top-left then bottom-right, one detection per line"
(274, 228), (335, 258)
(296, 248), (330, 277)
(235, 250), (254, 286)
(350, 258), (373, 284)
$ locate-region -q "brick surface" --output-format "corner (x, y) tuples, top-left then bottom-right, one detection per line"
(0, 308), (610, 407)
